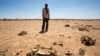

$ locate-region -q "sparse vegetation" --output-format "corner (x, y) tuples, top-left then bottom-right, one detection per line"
(81, 35), (96, 46)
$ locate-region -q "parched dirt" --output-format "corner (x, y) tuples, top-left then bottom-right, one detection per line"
(0, 20), (100, 56)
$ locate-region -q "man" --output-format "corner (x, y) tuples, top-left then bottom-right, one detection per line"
(41, 3), (50, 32)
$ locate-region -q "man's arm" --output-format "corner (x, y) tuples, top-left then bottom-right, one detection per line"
(42, 8), (44, 19)
(48, 9), (50, 20)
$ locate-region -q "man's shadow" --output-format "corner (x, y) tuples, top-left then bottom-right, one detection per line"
(39, 31), (47, 34)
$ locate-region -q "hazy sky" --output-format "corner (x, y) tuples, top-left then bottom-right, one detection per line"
(0, 0), (100, 19)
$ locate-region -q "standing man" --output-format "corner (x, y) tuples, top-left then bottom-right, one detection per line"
(41, 3), (50, 33)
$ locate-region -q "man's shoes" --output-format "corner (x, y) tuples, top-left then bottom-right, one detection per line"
(39, 30), (48, 34)
(39, 30), (44, 33)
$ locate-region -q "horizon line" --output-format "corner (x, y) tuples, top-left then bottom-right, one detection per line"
(0, 18), (100, 20)
(0, 18), (100, 19)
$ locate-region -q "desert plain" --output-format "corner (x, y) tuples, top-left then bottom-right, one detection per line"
(0, 19), (100, 56)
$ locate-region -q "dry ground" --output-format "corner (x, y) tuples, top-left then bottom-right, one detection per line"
(0, 20), (100, 56)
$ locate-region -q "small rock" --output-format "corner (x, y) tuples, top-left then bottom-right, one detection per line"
(58, 44), (63, 47)
(53, 42), (57, 45)
(92, 27), (100, 30)
(49, 51), (58, 56)
(86, 25), (92, 27)
(79, 27), (89, 32)
(79, 48), (85, 56)
(65, 51), (73, 56)
(65, 24), (70, 27)
(36, 50), (50, 56)
(53, 42), (63, 47)
(37, 44), (40, 47)
(18, 31), (27, 36)
(41, 47), (53, 50)
(68, 36), (71, 38)
(59, 34), (64, 37)
(26, 49), (38, 56)
(26, 49), (57, 56)
(12, 52), (19, 56)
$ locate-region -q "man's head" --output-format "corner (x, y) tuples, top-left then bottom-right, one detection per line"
(45, 3), (48, 8)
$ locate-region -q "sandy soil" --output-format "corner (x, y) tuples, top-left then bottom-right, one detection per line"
(0, 20), (100, 56)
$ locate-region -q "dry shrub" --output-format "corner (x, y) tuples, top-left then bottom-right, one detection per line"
(81, 35), (96, 46)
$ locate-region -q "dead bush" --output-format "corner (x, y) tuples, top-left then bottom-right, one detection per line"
(81, 35), (96, 46)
